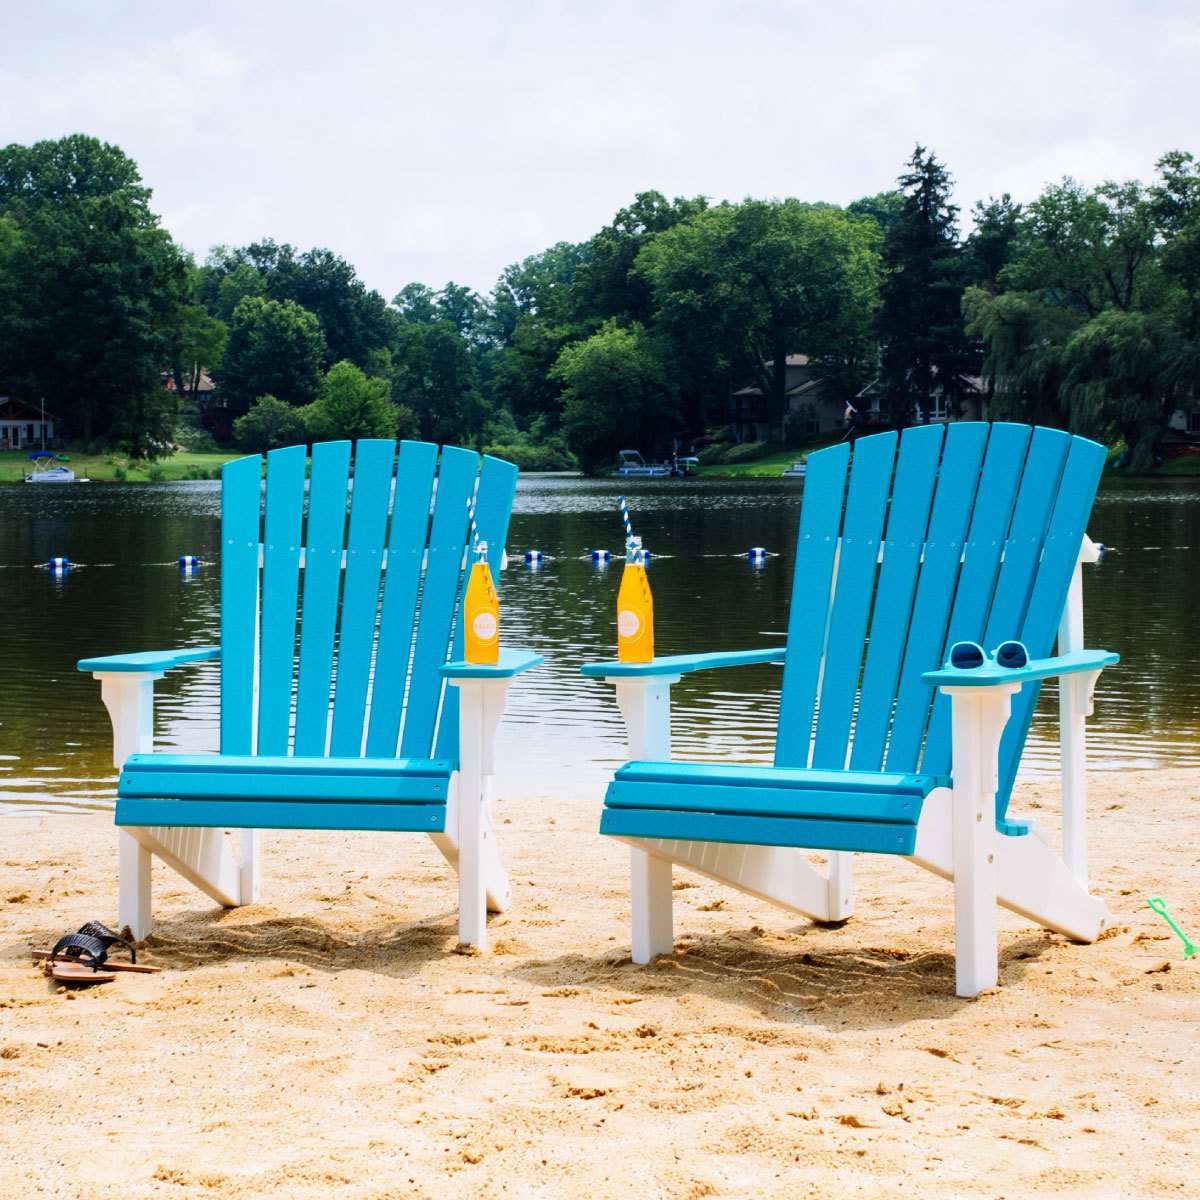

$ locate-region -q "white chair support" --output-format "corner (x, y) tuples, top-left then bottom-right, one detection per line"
(94, 671), (516, 950)
(602, 537), (1111, 995)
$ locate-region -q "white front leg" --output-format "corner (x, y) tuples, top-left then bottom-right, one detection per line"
(610, 675), (679, 963)
(945, 683), (1017, 998)
(455, 679), (511, 951)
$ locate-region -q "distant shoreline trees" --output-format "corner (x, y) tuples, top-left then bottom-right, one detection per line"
(0, 133), (1196, 470)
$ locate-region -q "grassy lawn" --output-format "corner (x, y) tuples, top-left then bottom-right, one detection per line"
(696, 442), (829, 478)
(1151, 455), (1200, 475)
(0, 448), (240, 483)
(701, 438), (1200, 480)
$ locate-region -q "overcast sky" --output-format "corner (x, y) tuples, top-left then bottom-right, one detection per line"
(3, 2), (1196, 298)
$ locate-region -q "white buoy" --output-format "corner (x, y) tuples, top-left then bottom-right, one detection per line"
(591, 549), (610, 563)
(525, 549), (543, 564)
(747, 547), (767, 562)
(178, 555), (201, 568)
(48, 556), (69, 571)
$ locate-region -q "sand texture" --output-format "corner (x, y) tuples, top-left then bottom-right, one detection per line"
(1, 769), (1198, 1198)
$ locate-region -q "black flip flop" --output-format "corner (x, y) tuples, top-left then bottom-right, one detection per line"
(45, 933), (116, 984)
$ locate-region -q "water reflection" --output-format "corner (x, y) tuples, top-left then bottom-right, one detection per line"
(1, 473), (1197, 815)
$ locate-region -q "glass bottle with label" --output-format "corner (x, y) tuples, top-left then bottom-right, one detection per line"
(617, 536), (654, 663)
(464, 540), (500, 664)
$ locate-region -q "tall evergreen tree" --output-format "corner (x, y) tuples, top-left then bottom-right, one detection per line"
(878, 146), (977, 424)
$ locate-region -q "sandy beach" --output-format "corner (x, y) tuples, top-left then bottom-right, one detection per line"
(2, 769), (1197, 1199)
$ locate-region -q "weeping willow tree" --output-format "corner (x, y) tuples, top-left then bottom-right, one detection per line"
(965, 154), (1200, 469)
(963, 289), (1079, 427)
(1061, 310), (1186, 470)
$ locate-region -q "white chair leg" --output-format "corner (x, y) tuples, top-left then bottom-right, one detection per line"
(455, 680), (496, 951)
(119, 830), (153, 940)
(826, 851), (855, 920)
(239, 830), (261, 904)
(946, 685), (1016, 997)
(630, 846), (673, 963)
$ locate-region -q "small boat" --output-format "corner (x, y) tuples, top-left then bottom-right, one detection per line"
(24, 452), (76, 484)
(612, 449), (671, 478)
(781, 459), (807, 478)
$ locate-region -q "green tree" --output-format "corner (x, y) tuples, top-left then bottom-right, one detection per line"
(303, 359), (414, 442)
(878, 146), (977, 424)
(1061, 309), (1186, 469)
(0, 135), (190, 452)
(215, 263), (267, 322)
(964, 194), (1023, 288)
(232, 394), (307, 452)
(967, 162), (1188, 466)
(847, 190), (905, 237)
(637, 199), (881, 437)
(391, 321), (486, 444)
(571, 191), (709, 327)
(216, 296), (326, 413)
(552, 321), (679, 473)
(199, 240), (390, 368)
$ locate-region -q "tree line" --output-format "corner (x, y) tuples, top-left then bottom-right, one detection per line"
(0, 134), (1195, 471)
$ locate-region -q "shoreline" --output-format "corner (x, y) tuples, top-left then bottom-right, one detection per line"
(2, 767), (1198, 1196)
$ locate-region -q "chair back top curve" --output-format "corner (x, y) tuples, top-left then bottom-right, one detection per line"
(776, 422), (1107, 825)
(219, 440), (518, 765)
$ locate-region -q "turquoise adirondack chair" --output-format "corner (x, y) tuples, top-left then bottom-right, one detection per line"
(583, 423), (1118, 996)
(78, 441), (541, 952)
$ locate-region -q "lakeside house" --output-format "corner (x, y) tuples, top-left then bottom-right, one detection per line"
(0, 397), (56, 450)
(730, 359), (1199, 456)
(161, 368), (217, 402)
(729, 356), (985, 443)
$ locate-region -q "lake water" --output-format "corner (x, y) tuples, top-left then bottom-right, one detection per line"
(1, 474), (1197, 816)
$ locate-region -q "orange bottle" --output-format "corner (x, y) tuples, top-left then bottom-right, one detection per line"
(617, 537), (654, 663)
(464, 541), (500, 664)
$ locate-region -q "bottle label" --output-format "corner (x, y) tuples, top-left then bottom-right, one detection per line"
(618, 610), (640, 639)
(472, 612), (498, 641)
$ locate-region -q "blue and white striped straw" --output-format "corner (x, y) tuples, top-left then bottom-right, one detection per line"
(466, 498), (486, 561)
(618, 495), (634, 545)
(618, 495), (644, 562)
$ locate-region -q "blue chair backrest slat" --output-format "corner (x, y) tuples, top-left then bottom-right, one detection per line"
(920, 426), (1071, 777)
(220, 455), (263, 755)
(256, 445), (308, 756)
(399, 446), (481, 759)
(434, 454), (520, 761)
(364, 441), (439, 757)
(775, 442), (851, 769)
(810, 432), (898, 769)
(883, 421), (1001, 772)
(293, 441), (352, 756)
(329, 440), (398, 757)
(849, 423), (948, 771)
(994, 435), (1107, 819)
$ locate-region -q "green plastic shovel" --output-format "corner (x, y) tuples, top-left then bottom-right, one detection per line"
(1146, 896), (1198, 960)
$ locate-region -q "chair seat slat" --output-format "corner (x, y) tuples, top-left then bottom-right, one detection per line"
(257, 445), (307, 756)
(775, 443), (850, 768)
(400, 447), (480, 759)
(365, 441), (439, 757)
(811, 432), (898, 768)
(293, 441), (352, 756)
(220, 455), (263, 755)
(329, 440), (396, 757)
(850, 423), (949, 771)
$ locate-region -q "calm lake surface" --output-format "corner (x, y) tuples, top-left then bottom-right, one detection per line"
(1, 474), (1197, 816)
